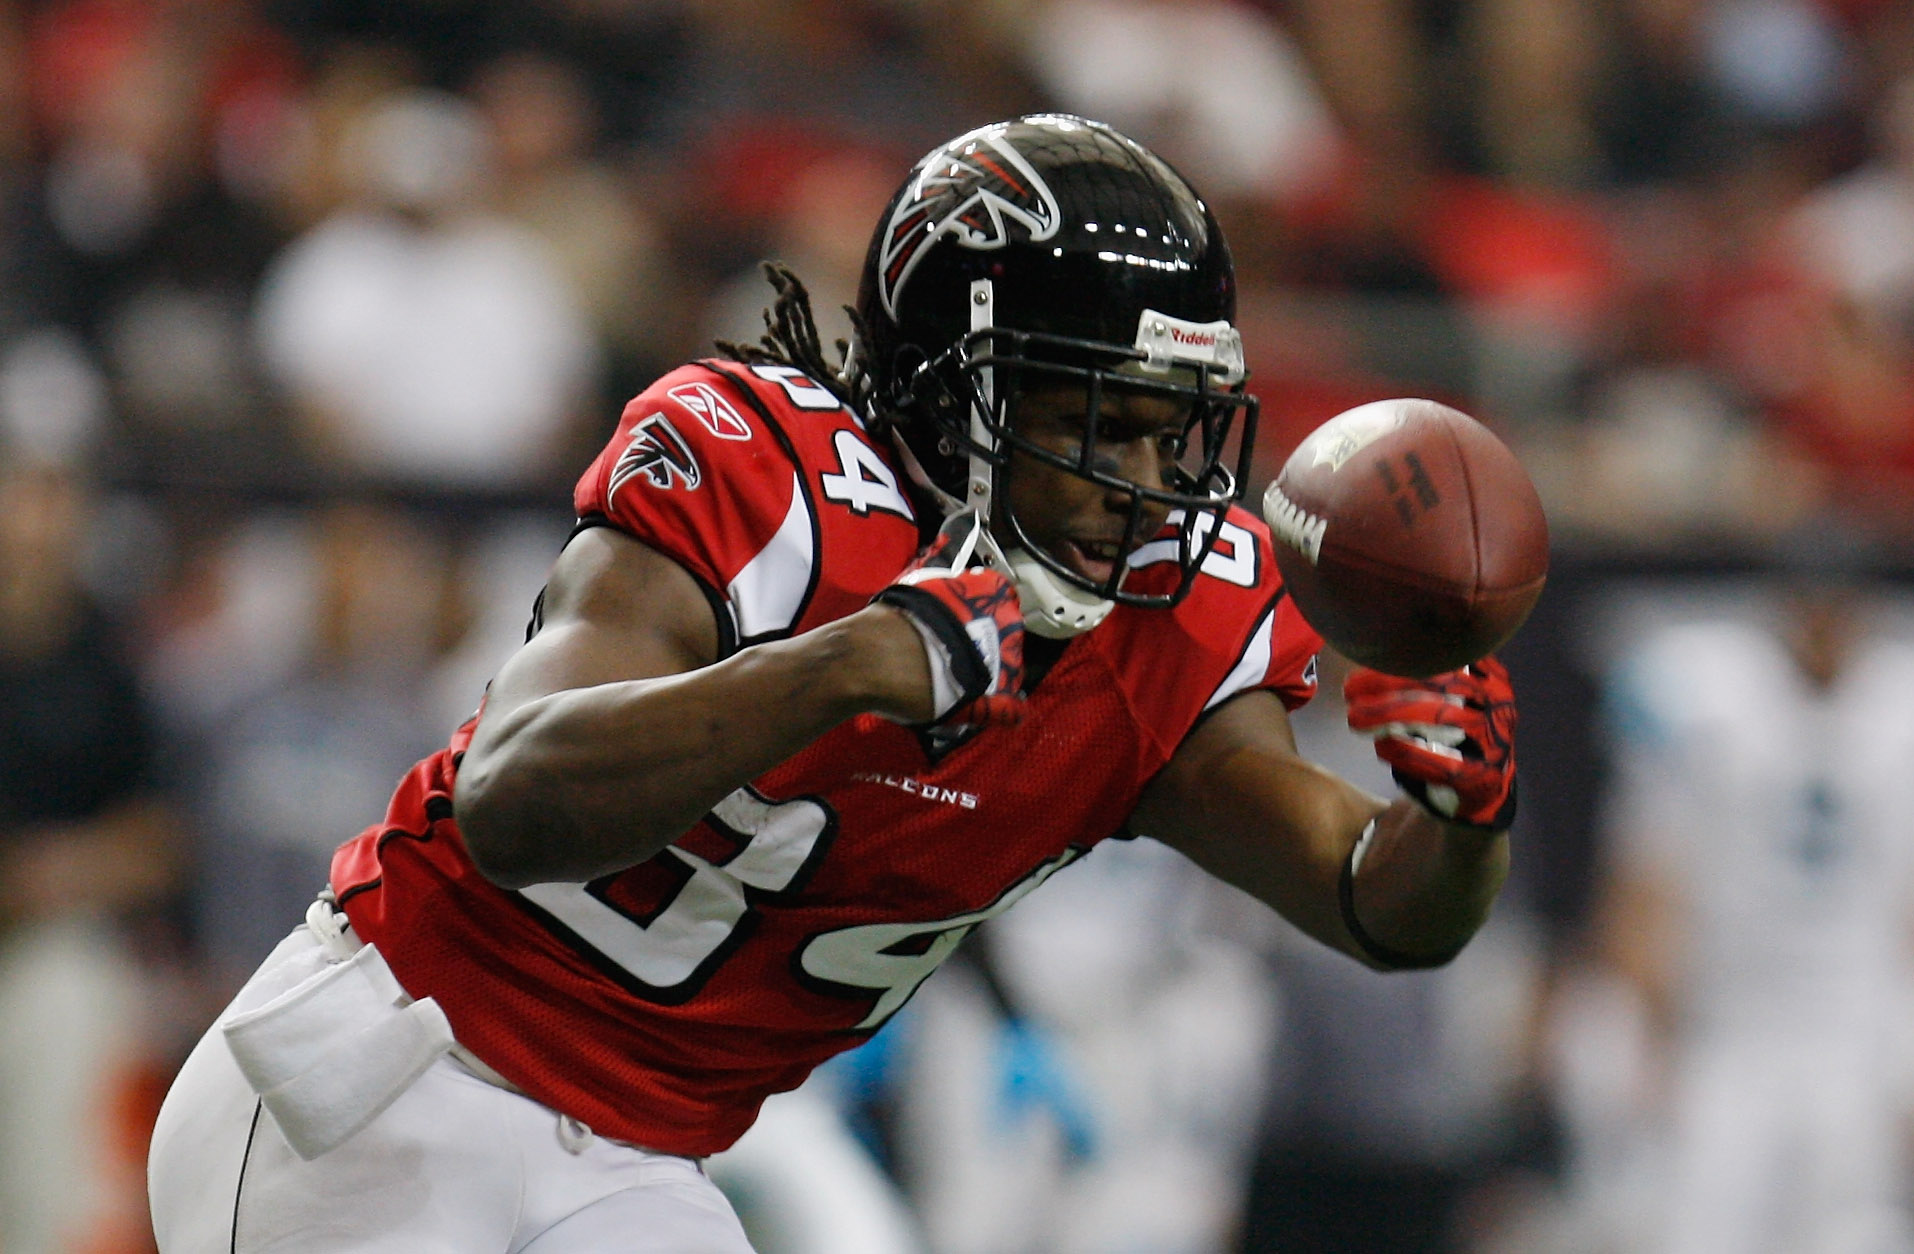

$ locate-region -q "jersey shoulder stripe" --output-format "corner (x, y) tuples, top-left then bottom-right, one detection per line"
(1204, 589), (1284, 712)
(724, 472), (815, 641)
(1165, 503), (1322, 716)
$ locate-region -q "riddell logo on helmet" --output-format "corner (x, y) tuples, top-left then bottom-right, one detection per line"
(1171, 327), (1217, 347)
(878, 125), (1062, 318)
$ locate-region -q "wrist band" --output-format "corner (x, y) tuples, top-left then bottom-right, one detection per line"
(1337, 819), (1465, 971)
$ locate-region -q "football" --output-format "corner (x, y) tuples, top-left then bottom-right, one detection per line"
(1262, 398), (1549, 677)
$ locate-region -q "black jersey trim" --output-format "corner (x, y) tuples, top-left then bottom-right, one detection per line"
(335, 877), (381, 907)
(522, 514), (633, 642)
(566, 511), (740, 661)
(1186, 584), (1295, 736)
(336, 795), (455, 908)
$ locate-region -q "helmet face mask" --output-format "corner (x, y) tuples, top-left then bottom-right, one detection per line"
(852, 114), (1258, 624)
(905, 323), (1258, 609)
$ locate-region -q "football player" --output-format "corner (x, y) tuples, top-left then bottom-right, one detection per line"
(148, 114), (1520, 1251)
(1592, 567), (1914, 1254)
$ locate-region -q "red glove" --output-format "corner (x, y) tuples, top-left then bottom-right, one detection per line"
(873, 512), (1026, 730)
(1343, 657), (1518, 830)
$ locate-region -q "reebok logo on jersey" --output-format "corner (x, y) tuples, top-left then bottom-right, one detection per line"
(669, 381), (751, 441)
(611, 414), (701, 493)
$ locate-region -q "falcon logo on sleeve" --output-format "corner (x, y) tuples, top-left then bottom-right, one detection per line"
(878, 123), (1062, 318)
(611, 414), (701, 494)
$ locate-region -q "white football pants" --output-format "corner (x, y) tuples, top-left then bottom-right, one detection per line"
(147, 924), (754, 1253)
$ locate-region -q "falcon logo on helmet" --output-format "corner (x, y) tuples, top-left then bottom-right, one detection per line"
(877, 125), (1062, 319)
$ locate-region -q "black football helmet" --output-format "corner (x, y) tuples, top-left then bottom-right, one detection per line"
(849, 114), (1258, 635)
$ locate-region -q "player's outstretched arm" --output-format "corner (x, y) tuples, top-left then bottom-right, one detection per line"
(457, 527), (943, 888)
(1130, 681), (1511, 970)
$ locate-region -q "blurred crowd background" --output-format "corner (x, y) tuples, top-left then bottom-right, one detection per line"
(5, 0), (1914, 1250)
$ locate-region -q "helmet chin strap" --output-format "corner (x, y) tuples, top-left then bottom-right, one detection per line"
(883, 419), (1112, 636)
(1004, 548), (1116, 638)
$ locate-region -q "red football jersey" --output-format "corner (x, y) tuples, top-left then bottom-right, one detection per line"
(332, 361), (1322, 1156)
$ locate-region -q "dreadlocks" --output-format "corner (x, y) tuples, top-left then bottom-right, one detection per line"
(715, 263), (871, 418)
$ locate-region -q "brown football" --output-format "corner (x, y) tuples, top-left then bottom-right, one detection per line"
(1262, 398), (1549, 677)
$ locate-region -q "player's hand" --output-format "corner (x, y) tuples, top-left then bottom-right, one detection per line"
(1343, 657), (1517, 831)
(872, 511), (1026, 729)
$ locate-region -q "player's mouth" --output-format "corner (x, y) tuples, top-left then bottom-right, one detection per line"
(1056, 537), (1126, 586)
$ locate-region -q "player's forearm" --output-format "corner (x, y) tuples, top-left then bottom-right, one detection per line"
(1339, 800), (1510, 969)
(457, 609), (926, 888)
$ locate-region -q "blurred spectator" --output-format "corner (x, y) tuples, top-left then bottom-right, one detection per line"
(708, 1069), (930, 1254)
(1727, 153), (1914, 537)
(650, 0), (1038, 341)
(891, 837), (1279, 1254)
(1283, 0), (1423, 157)
(1536, 179), (1819, 546)
(1793, 71), (1914, 339)
(1579, 544), (1914, 1253)
(258, 0), (694, 148)
(0, 324), (111, 468)
(0, 1), (28, 178)
(470, 50), (677, 406)
(1019, 0), (1341, 206)
(7, 0), (300, 479)
(649, 0), (983, 161)
(155, 501), (463, 986)
(521, 0), (697, 153)
(1781, 70), (1914, 534)
(1437, 0), (1619, 423)
(242, 41), (418, 231)
(1699, 0), (1856, 134)
(644, 0), (1048, 330)
(1564, 342), (1800, 545)
(260, 0), (541, 94)
(0, 439), (183, 1253)
(253, 86), (598, 492)
(1521, 130), (1860, 547)
(1454, 0), (1606, 190)
(1590, 0), (1740, 186)
(703, 145), (897, 365)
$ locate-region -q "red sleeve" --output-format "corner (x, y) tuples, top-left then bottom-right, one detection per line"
(1199, 589), (1321, 715)
(1195, 507), (1323, 715)
(1261, 594), (1323, 711)
(572, 361), (924, 647)
(574, 364), (804, 601)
